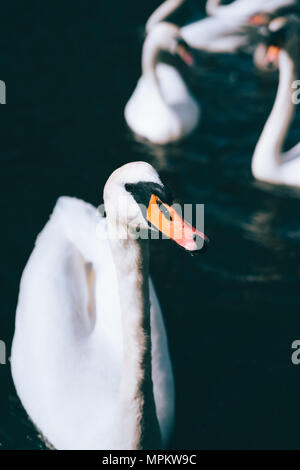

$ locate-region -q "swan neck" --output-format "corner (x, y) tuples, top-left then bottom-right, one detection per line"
(252, 50), (296, 173)
(108, 233), (161, 449)
(142, 33), (161, 85)
(141, 34), (166, 105)
(146, 0), (185, 33)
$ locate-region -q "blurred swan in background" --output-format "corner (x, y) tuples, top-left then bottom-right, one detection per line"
(145, 0), (298, 54)
(252, 14), (300, 187)
(126, 2), (298, 146)
(205, 0), (299, 54)
(180, 12), (256, 53)
(11, 162), (208, 450)
(146, 0), (263, 53)
(125, 22), (200, 144)
(199, 1), (300, 57)
(249, 1), (300, 70)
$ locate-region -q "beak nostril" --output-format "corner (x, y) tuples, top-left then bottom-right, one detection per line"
(157, 200), (173, 221)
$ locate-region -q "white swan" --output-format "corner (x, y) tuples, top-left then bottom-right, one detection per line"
(11, 161), (208, 450)
(252, 15), (300, 187)
(182, 0), (297, 53)
(125, 22), (200, 145)
(145, 0), (265, 54)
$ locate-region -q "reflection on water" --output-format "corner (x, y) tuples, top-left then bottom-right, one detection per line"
(1, 0), (300, 450)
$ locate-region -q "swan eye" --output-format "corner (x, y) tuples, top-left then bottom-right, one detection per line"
(125, 182), (173, 205)
(125, 183), (134, 193)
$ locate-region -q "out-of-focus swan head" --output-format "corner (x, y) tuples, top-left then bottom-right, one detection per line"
(251, 8), (300, 70)
(143, 22), (194, 68)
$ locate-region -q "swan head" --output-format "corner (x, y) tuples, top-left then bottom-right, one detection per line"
(103, 162), (207, 252)
(251, 8), (300, 69)
(265, 14), (300, 67)
(143, 22), (194, 70)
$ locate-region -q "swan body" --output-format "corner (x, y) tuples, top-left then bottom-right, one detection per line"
(252, 16), (300, 187)
(125, 62), (200, 145)
(125, 23), (200, 145)
(11, 197), (174, 449)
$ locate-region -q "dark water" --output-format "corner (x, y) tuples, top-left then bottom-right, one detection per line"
(1, 0), (300, 450)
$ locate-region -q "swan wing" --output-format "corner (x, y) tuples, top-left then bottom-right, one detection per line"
(11, 197), (120, 449)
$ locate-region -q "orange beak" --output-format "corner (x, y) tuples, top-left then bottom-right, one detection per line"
(177, 44), (194, 67)
(249, 13), (270, 26)
(146, 194), (208, 252)
(265, 45), (281, 66)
